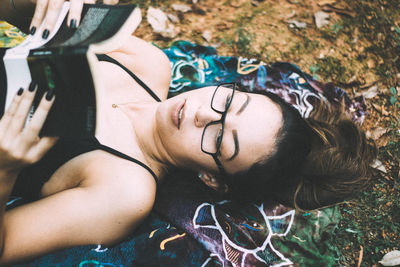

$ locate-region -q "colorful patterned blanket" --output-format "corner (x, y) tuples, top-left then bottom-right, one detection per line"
(2, 23), (364, 266)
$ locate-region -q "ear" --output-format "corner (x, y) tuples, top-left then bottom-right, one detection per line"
(198, 172), (229, 193)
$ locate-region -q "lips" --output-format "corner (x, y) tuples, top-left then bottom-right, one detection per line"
(172, 99), (186, 129)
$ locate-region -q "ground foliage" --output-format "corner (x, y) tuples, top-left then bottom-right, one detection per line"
(128, 0), (399, 265)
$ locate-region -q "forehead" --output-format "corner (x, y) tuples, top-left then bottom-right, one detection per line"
(224, 92), (283, 174)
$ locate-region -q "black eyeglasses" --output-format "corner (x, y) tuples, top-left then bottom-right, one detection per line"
(200, 83), (237, 175)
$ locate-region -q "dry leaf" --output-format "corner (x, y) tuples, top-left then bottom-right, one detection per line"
(381, 106), (389, 116)
(367, 59), (376, 68)
(382, 230), (386, 239)
(355, 85), (380, 99)
(366, 127), (387, 140)
(171, 3), (192, 13)
(317, 0), (336, 6)
(167, 13), (179, 23)
(287, 20), (307, 29)
(379, 250), (400, 266)
(314, 11), (330, 28)
(147, 7), (179, 38)
(202, 30), (212, 43)
(371, 102), (382, 112)
(370, 159), (387, 173)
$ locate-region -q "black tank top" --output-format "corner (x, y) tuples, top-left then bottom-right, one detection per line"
(12, 54), (161, 200)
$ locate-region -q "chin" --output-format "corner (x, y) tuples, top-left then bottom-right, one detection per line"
(155, 103), (167, 132)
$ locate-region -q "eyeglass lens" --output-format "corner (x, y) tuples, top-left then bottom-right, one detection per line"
(201, 84), (235, 154)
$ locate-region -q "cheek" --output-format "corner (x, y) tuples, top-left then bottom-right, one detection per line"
(179, 131), (209, 163)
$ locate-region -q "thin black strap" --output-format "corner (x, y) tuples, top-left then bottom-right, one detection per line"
(97, 144), (158, 184)
(96, 54), (162, 102)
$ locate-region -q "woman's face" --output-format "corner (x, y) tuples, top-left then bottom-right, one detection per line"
(155, 86), (283, 175)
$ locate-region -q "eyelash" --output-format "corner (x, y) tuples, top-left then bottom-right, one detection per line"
(225, 94), (232, 108)
(215, 128), (223, 156)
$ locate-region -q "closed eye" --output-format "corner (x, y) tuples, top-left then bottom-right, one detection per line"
(215, 128), (223, 155)
(227, 130), (239, 161)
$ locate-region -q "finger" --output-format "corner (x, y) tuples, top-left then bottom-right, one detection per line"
(103, 0), (119, 5)
(16, 91), (55, 154)
(41, 0), (65, 39)
(67, 0), (84, 28)
(23, 90), (55, 138)
(5, 85), (38, 139)
(26, 137), (58, 164)
(0, 88), (24, 132)
(30, 0), (49, 34)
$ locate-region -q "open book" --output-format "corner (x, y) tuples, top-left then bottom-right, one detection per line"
(0, 3), (141, 136)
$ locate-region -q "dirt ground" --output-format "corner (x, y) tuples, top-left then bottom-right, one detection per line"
(129, 0), (399, 265)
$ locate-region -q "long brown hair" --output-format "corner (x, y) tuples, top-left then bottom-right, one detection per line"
(290, 101), (378, 210)
(224, 93), (377, 211)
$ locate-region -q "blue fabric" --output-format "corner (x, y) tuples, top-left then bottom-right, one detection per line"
(14, 213), (208, 267)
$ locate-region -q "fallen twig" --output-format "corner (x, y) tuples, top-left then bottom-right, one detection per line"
(357, 245), (364, 267)
(322, 4), (356, 18)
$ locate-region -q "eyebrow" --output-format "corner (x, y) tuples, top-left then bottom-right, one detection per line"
(227, 129), (239, 161)
(236, 94), (251, 115)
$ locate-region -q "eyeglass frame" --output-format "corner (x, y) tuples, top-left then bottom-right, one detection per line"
(200, 82), (238, 176)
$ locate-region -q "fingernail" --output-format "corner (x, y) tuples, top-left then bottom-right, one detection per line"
(28, 81), (37, 92)
(42, 29), (50, 39)
(70, 19), (77, 29)
(45, 89), (55, 101)
(30, 26), (36, 35)
(17, 88), (24, 95)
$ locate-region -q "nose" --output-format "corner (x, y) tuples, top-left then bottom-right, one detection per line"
(194, 105), (222, 128)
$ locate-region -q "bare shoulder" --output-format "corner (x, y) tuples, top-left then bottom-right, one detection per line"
(82, 151), (157, 209)
(0, 152), (157, 265)
(43, 150), (158, 229)
(106, 36), (171, 100)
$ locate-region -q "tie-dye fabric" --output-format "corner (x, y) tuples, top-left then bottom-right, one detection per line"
(3, 26), (360, 266)
(163, 40), (365, 124)
(0, 21), (26, 48)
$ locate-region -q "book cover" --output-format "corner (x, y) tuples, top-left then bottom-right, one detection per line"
(1, 3), (141, 137)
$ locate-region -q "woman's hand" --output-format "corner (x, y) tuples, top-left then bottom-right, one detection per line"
(0, 84), (57, 176)
(30, 0), (119, 37)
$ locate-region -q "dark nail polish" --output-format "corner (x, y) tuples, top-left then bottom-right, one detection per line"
(29, 26), (36, 35)
(17, 88), (24, 96)
(28, 81), (37, 92)
(45, 89), (55, 101)
(42, 29), (50, 39)
(70, 19), (77, 29)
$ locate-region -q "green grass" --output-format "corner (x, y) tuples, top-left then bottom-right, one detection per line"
(316, 56), (354, 84)
(343, 0), (400, 86)
(336, 177), (400, 265)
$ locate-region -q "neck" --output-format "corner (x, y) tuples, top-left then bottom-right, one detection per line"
(117, 101), (174, 176)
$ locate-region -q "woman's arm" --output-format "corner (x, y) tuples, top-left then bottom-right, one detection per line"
(1, 163), (155, 265)
(0, 84), (155, 266)
(0, 85), (57, 259)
